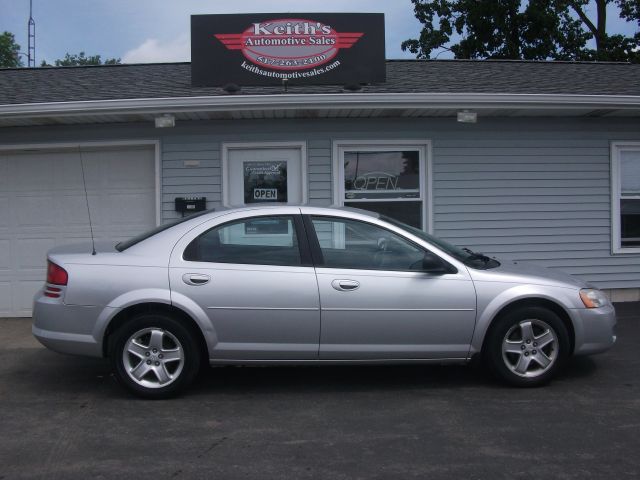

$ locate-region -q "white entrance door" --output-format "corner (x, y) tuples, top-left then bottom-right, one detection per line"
(226, 146), (305, 206)
(0, 145), (157, 317)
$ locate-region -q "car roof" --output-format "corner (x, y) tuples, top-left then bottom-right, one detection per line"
(118, 204), (381, 252)
(218, 203), (381, 218)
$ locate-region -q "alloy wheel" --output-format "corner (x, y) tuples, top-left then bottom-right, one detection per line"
(122, 327), (185, 389)
(501, 319), (558, 378)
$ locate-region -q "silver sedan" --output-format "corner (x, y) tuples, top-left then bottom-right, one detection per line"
(33, 205), (616, 398)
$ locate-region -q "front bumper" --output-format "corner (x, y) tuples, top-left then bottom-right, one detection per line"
(571, 303), (617, 356)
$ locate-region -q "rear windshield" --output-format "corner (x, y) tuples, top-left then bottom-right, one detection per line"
(116, 210), (211, 252)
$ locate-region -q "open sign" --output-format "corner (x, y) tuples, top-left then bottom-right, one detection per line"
(253, 188), (278, 200)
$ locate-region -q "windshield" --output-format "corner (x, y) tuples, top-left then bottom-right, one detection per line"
(116, 210), (211, 252)
(380, 215), (500, 269)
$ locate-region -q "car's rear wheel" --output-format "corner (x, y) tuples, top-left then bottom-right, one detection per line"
(110, 313), (201, 399)
(484, 306), (570, 387)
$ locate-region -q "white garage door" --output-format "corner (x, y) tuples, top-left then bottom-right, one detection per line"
(0, 145), (157, 317)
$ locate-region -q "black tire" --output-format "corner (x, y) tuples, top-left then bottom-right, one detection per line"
(110, 313), (201, 399)
(483, 306), (570, 387)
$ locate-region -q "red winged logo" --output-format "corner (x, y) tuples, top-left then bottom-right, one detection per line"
(215, 18), (363, 71)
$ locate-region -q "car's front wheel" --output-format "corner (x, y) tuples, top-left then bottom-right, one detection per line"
(484, 306), (570, 387)
(110, 313), (201, 398)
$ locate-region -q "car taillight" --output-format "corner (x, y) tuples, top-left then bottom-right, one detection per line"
(46, 260), (68, 286)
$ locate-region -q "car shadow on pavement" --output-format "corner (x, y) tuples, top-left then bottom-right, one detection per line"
(190, 363), (489, 396)
(558, 355), (598, 380)
(5, 344), (601, 400)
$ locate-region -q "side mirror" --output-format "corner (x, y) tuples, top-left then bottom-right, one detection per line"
(422, 252), (457, 274)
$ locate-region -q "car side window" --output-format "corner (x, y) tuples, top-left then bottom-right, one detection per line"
(310, 216), (426, 271)
(184, 216), (302, 266)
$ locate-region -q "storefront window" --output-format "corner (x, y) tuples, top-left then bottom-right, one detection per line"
(339, 146), (426, 229)
(344, 151), (420, 199)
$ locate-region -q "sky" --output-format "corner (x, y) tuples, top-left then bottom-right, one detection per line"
(0, 0), (423, 65)
(0, 0), (637, 65)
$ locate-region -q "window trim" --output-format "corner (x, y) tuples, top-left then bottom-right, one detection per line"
(611, 141), (640, 254)
(332, 139), (433, 233)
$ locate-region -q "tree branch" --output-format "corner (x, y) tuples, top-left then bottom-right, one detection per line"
(596, 0), (607, 37)
(569, 1), (598, 36)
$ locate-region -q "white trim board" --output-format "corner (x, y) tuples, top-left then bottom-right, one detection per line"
(3, 93), (640, 120)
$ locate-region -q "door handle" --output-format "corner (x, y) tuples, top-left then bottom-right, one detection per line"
(182, 273), (210, 286)
(331, 279), (360, 292)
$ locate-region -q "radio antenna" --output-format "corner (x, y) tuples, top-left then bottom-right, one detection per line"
(27, 0), (35, 68)
(79, 149), (97, 255)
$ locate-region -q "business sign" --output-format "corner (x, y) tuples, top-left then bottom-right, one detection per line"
(244, 161), (288, 204)
(191, 13), (386, 86)
(253, 188), (278, 200)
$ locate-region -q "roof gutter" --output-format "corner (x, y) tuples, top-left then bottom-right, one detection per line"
(1, 92), (640, 119)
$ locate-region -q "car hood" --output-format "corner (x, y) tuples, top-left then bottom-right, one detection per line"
(469, 259), (590, 289)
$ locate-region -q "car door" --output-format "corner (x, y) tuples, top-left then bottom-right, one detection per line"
(169, 210), (320, 360)
(305, 213), (477, 360)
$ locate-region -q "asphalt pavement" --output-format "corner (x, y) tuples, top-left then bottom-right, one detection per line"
(0, 303), (638, 479)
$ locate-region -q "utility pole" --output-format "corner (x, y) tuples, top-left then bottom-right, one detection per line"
(28, 0), (35, 67)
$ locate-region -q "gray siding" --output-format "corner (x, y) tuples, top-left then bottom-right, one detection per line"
(162, 138), (221, 221)
(431, 137), (622, 286)
(307, 140), (332, 205)
(1, 117), (639, 289)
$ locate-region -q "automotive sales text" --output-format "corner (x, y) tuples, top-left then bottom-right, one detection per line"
(245, 37), (336, 46)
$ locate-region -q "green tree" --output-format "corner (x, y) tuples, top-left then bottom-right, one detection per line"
(40, 51), (121, 67)
(0, 31), (23, 68)
(402, 0), (640, 62)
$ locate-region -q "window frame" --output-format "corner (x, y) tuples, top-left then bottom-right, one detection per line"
(611, 141), (640, 254)
(182, 214), (313, 267)
(332, 140), (433, 233)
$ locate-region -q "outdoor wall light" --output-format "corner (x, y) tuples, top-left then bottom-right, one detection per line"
(457, 110), (478, 123)
(223, 83), (241, 94)
(155, 114), (176, 128)
(343, 83), (363, 92)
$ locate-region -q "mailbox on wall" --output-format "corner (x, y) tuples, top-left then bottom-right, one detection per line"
(175, 197), (207, 215)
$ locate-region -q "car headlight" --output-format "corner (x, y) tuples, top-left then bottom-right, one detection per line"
(579, 289), (610, 308)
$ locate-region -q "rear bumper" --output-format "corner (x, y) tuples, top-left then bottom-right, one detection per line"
(32, 293), (103, 357)
(571, 304), (617, 355)
(32, 325), (101, 357)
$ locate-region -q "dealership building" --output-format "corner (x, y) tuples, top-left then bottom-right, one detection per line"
(1, 13), (640, 317)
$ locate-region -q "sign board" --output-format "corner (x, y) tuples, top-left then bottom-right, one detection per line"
(253, 188), (278, 200)
(244, 161), (288, 204)
(191, 13), (386, 86)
